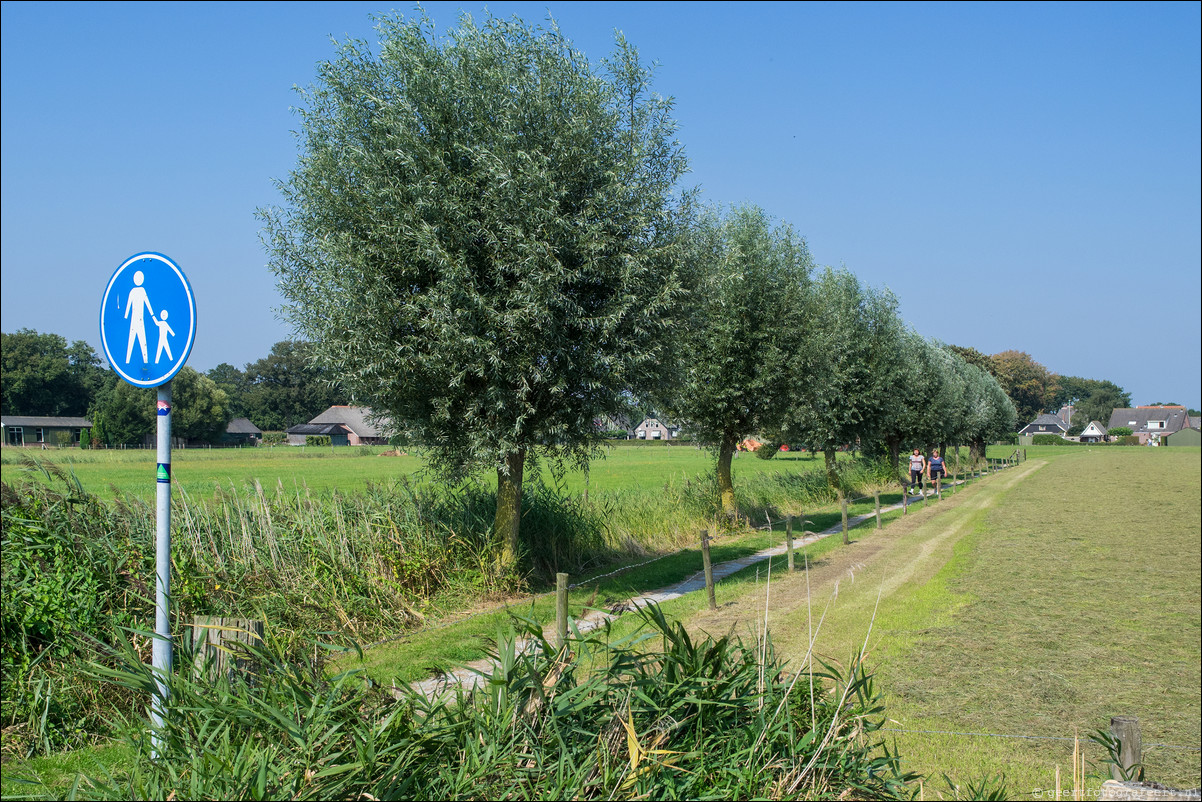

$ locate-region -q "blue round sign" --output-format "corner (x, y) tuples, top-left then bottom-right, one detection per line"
(100, 252), (196, 387)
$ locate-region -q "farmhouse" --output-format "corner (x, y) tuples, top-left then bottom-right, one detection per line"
(298, 405), (390, 446)
(222, 417), (263, 445)
(1078, 421), (1108, 443)
(285, 422), (353, 446)
(595, 414), (636, 438)
(634, 417), (678, 440)
(1018, 413), (1069, 438)
(2, 415), (91, 447)
(1107, 405), (1193, 445)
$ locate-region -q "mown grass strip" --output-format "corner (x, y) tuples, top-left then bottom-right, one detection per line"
(702, 447), (1201, 795)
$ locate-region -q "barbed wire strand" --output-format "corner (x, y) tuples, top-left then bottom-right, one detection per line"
(880, 728), (1201, 752)
(359, 465), (1014, 650)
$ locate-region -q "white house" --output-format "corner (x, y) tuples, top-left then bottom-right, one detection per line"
(634, 417), (678, 440)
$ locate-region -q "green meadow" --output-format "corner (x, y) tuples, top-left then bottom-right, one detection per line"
(4, 442), (1196, 799)
(1, 441), (850, 501)
(675, 446), (1202, 795)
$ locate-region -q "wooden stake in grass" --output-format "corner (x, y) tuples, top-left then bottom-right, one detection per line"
(785, 514), (795, 573)
(1110, 715), (1142, 781)
(555, 573), (569, 651)
(700, 529), (717, 610)
(840, 491), (849, 545)
(874, 491), (881, 529)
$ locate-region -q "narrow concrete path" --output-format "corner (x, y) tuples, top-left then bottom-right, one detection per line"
(410, 477), (993, 698)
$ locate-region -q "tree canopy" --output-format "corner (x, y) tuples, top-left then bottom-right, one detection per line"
(779, 268), (901, 490)
(89, 367), (231, 446)
(1054, 375), (1132, 428)
(0, 329), (106, 416)
(989, 350), (1060, 425)
(666, 204), (813, 515)
(260, 11), (689, 571)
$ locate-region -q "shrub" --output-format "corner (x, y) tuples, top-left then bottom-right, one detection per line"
(1032, 434), (1068, 445)
(1108, 426), (1133, 438)
(306, 435), (331, 447)
(754, 442), (781, 460)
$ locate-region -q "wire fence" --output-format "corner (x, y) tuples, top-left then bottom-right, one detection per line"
(361, 454), (1025, 651)
(880, 728), (1201, 752)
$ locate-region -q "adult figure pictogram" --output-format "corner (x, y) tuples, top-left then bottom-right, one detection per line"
(125, 270), (156, 363)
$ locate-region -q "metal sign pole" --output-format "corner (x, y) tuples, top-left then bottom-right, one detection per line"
(100, 252), (195, 757)
(151, 382), (173, 755)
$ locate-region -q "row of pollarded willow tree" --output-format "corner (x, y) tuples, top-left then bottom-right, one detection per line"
(668, 207), (1016, 517)
(260, 11), (1015, 573)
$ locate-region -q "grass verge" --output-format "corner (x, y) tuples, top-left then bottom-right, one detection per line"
(690, 447), (1202, 796)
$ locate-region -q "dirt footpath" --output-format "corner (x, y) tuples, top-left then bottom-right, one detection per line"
(681, 459), (1047, 667)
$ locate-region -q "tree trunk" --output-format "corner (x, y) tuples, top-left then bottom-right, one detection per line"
(886, 435), (901, 483)
(717, 432), (738, 520)
(495, 449), (526, 574)
(969, 438), (985, 464)
(824, 447), (839, 493)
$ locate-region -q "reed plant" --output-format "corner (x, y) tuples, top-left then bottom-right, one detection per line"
(2, 451), (904, 759)
(74, 603), (918, 800)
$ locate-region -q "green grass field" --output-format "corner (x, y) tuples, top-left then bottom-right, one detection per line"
(687, 446), (1201, 796)
(6, 441), (1193, 799)
(0, 441), (851, 501)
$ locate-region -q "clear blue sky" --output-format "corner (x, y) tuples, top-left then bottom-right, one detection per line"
(3, 1), (1199, 409)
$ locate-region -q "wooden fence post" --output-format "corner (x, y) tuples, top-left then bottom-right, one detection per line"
(191, 617), (264, 681)
(556, 573), (569, 651)
(903, 485), (908, 514)
(1110, 715), (1142, 781)
(840, 492), (849, 545)
(701, 529), (717, 610)
(786, 514), (795, 572)
(874, 491), (881, 529)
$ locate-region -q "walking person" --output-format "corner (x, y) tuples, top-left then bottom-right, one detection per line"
(928, 449), (946, 495)
(124, 270), (155, 363)
(908, 448), (925, 495)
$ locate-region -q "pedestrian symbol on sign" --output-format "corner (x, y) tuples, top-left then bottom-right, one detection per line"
(100, 252), (196, 388)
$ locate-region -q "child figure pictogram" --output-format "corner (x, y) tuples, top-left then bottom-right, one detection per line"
(153, 309), (175, 364)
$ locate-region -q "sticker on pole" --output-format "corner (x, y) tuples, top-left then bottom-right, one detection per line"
(100, 252), (196, 387)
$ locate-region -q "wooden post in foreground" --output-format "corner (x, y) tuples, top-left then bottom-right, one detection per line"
(785, 515), (795, 572)
(840, 492), (849, 545)
(700, 529), (717, 610)
(874, 492), (881, 529)
(555, 573), (569, 651)
(1110, 715), (1141, 781)
(191, 617), (264, 681)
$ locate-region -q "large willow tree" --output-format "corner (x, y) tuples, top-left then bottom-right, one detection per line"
(668, 205), (813, 519)
(260, 13), (688, 572)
